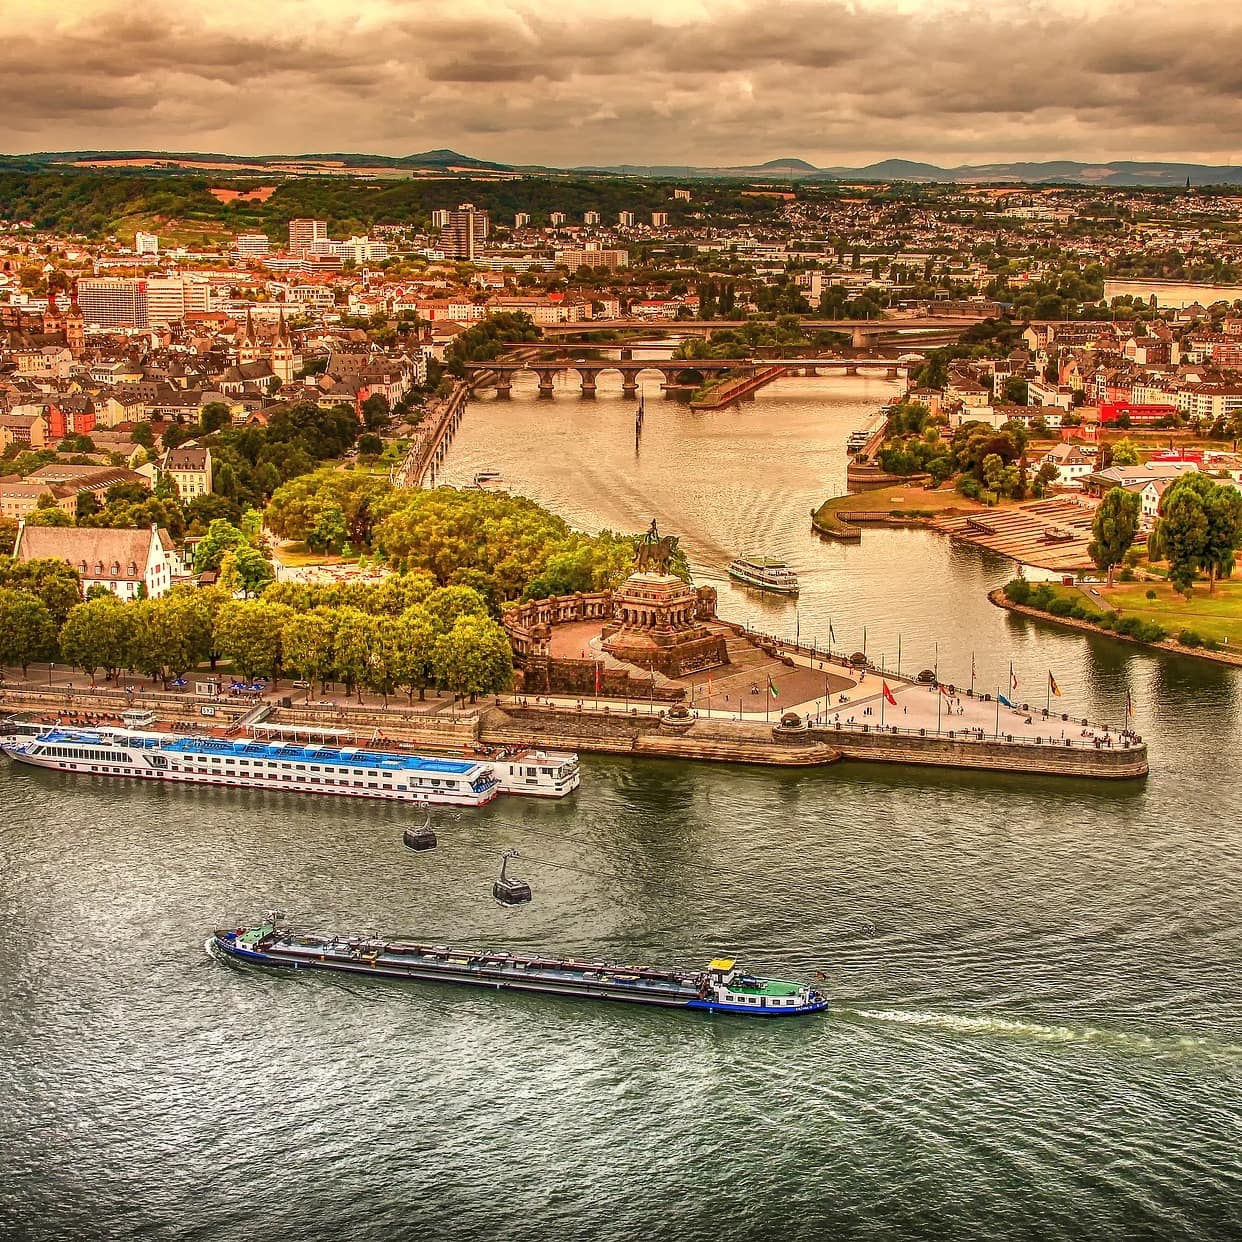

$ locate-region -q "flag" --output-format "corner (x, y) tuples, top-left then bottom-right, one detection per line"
(1048, 670), (1061, 697)
(767, 674), (779, 699)
(1010, 663), (1019, 692)
(882, 681), (897, 706)
(939, 683), (952, 697)
(998, 692), (1015, 708)
(1126, 691), (1134, 718)
(594, 662), (601, 694)
(971, 652), (976, 682)
(829, 621), (837, 644)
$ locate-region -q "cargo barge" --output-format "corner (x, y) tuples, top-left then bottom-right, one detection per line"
(211, 917), (828, 1017)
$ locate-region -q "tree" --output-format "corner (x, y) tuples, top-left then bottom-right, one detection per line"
(1149, 474), (1242, 596)
(199, 402), (233, 435)
(1089, 487), (1141, 584)
(193, 519), (248, 573)
(327, 607), (374, 700)
(217, 545), (274, 598)
(214, 600), (292, 682)
(424, 584), (489, 631)
(0, 558), (83, 626)
(281, 611), (335, 690)
(431, 613), (513, 703)
(1110, 438), (1141, 466)
(59, 595), (132, 684)
(398, 606), (439, 701)
(126, 594), (212, 683)
(0, 588), (57, 676)
(0, 517), (16, 556)
(1003, 376), (1028, 405)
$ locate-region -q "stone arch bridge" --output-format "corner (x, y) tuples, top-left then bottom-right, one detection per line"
(466, 357), (909, 397)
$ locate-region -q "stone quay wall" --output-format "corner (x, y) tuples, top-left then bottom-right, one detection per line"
(808, 723), (1148, 779)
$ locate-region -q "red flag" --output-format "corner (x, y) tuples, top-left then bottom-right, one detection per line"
(594, 662), (601, 694)
(882, 681), (897, 706)
(939, 683), (952, 697)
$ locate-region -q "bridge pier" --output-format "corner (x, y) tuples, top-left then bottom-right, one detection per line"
(493, 374), (512, 398)
(580, 375), (597, 398)
(620, 367), (641, 396)
(536, 370), (556, 399)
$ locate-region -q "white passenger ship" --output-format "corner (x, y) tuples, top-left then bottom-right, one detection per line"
(0, 721), (580, 805)
(727, 557), (800, 595)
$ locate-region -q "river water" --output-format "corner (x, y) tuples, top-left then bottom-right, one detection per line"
(3, 374), (1241, 1240)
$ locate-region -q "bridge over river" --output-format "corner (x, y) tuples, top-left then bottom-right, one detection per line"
(465, 356), (912, 397)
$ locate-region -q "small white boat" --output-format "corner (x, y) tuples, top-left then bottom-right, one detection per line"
(727, 557), (800, 595)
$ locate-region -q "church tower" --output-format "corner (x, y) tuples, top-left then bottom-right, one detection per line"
(42, 290), (63, 336)
(64, 287), (85, 356)
(271, 308), (294, 383)
(238, 308), (260, 367)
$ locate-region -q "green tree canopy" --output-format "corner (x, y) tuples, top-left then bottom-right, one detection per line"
(1089, 487), (1142, 584)
(0, 587), (57, 676)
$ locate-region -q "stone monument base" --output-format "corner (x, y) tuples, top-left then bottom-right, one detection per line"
(601, 573), (728, 678)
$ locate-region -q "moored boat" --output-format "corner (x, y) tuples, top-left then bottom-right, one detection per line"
(0, 721), (579, 805)
(210, 917), (828, 1018)
(727, 557), (800, 595)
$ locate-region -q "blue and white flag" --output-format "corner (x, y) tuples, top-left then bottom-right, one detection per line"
(998, 692), (1015, 708)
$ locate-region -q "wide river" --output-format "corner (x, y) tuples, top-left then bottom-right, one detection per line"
(3, 373), (1241, 1240)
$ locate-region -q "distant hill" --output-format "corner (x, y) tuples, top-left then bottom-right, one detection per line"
(6, 148), (1242, 187)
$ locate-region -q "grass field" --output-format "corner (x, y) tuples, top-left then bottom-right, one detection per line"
(270, 542), (358, 568)
(1090, 578), (1242, 645)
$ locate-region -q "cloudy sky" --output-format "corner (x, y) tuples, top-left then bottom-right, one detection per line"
(5, 0), (1242, 167)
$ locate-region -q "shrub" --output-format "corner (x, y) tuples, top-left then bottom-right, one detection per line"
(1047, 597), (1072, 617)
(1204, 637), (1221, 651)
(1146, 589), (1158, 600)
(1003, 578), (1032, 605)
(1118, 567), (1136, 582)
(1178, 629), (1203, 648)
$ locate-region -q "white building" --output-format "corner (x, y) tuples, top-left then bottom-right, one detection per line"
(134, 231), (159, 256)
(13, 522), (175, 600)
(1041, 442), (1096, 489)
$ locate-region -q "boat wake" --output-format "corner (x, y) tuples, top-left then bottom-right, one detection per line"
(840, 1006), (1242, 1060)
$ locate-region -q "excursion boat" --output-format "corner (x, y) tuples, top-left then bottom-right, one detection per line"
(472, 470), (503, 487)
(846, 428), (872, 453)
(0, 721), (579, 805)
(211, 917), (829, 1018)
(727, 557), (800, 595)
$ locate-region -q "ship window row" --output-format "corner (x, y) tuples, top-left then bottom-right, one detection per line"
(44, 746), (110, 762)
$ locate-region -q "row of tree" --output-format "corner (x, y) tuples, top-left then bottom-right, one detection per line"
(0, 575), (513, 703)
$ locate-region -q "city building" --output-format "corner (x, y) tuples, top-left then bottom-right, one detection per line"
(134, 231), (159, 256)
(618, 211), (636, 228)
(583, 211), (601, 226)
(76, 277), (148, 329)
(514, 213), (531, 229)
(430, 209), (452, 230)
(158, 444), (213, 499)
(233, 232), (271, 260)
(652, 211), (669, 227)
(549, 212), (567, 227)
(555, 246), (629, 272)
(145, 276), (211, 326)
(12, 522), (175, 600)
(288, 218), (328, 256)
(439, 204), (490, 261)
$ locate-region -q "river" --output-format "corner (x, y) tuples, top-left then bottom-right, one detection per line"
(2, 374), (1241, 1240)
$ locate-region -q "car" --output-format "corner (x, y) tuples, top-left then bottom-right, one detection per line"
(292, 680), (311, 689)
(1090, 588), (1100, 596)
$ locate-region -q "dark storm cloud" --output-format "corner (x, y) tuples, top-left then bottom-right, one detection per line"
(6, 1), (1242, 165)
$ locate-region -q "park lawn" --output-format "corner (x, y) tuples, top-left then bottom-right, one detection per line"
(1093, 578), (1242, 645)
(815, 484), (988, 524)
(270, 542), (358, 568)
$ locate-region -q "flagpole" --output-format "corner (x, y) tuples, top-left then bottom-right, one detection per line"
(970, 651), (976, 696)
(937, 684), (942, 732)
(995, 689), (1000, 738)
(863, 625), (867, 660)
(1045, 674), (1050, 716)
(897, 634), (901, 678)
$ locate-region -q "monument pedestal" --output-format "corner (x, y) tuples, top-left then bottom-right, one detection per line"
(602, 573), (728, 678)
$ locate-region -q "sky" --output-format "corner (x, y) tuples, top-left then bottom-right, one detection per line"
(4, 0), (1242, 168)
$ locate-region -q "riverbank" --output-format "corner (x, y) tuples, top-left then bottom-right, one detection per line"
(811, 484), (974, 541)
(989, 587), (1242, 669)
(0, 677), (1147, 779)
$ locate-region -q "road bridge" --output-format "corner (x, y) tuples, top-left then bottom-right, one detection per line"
(523, 315), (989, 348)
